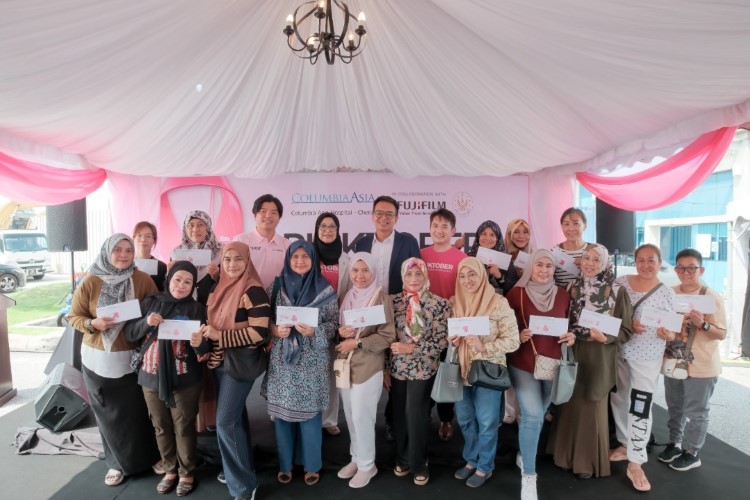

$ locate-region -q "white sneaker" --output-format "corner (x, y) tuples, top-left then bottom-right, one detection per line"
(349, 466), (378, 488)
(521, 473), (537, 500)
(338, 462), (358, 479)
(516, 452), (523, 471)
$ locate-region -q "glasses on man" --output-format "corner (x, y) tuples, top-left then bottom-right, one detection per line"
(319, 224), (338, 231)
(674, 265), (701, 274)
(373, 211), (396, 220)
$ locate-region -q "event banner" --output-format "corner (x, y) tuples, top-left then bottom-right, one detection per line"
(166, 173), (529, 251)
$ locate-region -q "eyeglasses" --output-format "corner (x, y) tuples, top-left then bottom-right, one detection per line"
(373, 210), (396, 220)
(675, 265), (701, 274)
(319, 224), (338, 231)
(134, 233), (154, 240)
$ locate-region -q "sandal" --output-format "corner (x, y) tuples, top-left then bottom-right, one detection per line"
(157, 475), (178, 494)
(626, 466), (651, 492)
(176, 477), (195, 497)
(104, 469), (124, 486)
(394, 464), (410, 477)
(609, 446), (628, 462)
(277, 471), (293, 484)
(304, 471), (320, 485)
(414, 471), (429, 486)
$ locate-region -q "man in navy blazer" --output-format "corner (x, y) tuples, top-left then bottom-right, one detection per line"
(352, 195), (421, 294)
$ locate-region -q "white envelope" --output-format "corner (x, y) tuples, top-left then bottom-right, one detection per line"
(578, 309), (622, 337)
(96, 299), (142, 323)
(551, 247), (580, 277)
(276, 306), (319, 328)
(476, 247), (512, 271)
(448, 316), (491, 336)
(640, 307), (683, 332)
(528, 315), (568, 337)
(158, 320), (201, 341)
(343, 305), (386, 328)
(171, 248), (212, 266)
(673, 294), (716, 314)
(134, 258), (158, 276)
(514, 251), (530, 270)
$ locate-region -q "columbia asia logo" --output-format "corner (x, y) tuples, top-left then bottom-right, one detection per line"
(452, 192), (474, 216)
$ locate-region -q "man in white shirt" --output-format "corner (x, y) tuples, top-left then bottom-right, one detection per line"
(234, 194), (290, 288)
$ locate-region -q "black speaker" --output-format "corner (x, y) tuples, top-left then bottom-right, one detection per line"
(596, 199), (635, 254)
(47, 199), (88, 252)
(34, 363), (91, 432)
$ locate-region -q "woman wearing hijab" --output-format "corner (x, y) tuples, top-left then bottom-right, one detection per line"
(450, 257), (520, 488)
(504, 218), (534, 277)
(66, 234), (159, 486)
(171, 210), (222, 305)
(389, 258), (450, 485)
(547, 244), (633, 479)
(467, 220), (518, 295)
(263, 241), (339, 486)
(123, 261), (208, 496)
(200, 242), (271, 500)
(335, 253), (396, 489)
(505, 249), (575, 500)
(313, 212), (352, 435)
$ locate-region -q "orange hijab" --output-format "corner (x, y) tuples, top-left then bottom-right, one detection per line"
(206, 241), (263, 330)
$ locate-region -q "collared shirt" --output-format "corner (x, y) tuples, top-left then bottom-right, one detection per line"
(371, 231), (395, 292)
(234, 229), (290, 288)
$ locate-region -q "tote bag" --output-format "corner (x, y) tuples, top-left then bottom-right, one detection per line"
(431, 343), (464, 403)
(550, 344), (578, 405)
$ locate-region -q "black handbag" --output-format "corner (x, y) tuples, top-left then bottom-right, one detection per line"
(467, 359), (511, 391)
(224, 344), (268, 382)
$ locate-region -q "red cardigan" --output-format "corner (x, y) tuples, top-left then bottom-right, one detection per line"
(506, 286), (570, 374)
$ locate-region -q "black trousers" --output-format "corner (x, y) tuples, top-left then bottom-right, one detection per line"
(391, 377), (434, 472)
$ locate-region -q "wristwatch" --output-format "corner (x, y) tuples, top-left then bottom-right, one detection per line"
(84, 319), (96, 333)
(357, 340), (363, 349)
(701, 321), (710, 331)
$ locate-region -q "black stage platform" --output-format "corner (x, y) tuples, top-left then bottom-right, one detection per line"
(2, 383), (747, 500)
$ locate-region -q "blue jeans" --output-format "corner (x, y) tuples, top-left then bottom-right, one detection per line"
(274, 412), (323, 473)
(454, 384), (503, 474)
(509, 365), (552, 475)
(214, 366), (257, 497)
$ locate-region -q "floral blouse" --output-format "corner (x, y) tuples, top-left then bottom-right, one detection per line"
(388, 291), (451, 381)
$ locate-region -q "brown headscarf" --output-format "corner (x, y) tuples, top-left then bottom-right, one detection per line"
(514, 249), (558, 312)
(453, 257), (502, 380)
(206, 241), (262, 330)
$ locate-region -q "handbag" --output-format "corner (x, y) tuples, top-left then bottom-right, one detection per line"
(334, 353), (353, 389)
(521, 291), (559, 381)
(661, 358), (688, 379)
(130, 329), (157, 372)
(431, 343), (464, 403)
(550, 343), (578, 405)
(468, 359), (511, 391)
(224, 344), (268, 382)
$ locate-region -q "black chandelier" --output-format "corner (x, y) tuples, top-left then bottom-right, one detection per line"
(283, 0), (366, 65)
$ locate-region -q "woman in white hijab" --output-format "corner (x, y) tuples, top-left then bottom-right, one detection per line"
(334, 253), (396, 489)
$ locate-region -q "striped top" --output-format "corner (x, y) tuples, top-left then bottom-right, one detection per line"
(552, 242), (587, 288)
(206, 286), (271, 369)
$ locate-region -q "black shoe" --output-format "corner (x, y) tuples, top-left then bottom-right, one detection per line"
(217, 472), (227, 484)
(669, 452), (701, 471)
(657, 444), (683, 463)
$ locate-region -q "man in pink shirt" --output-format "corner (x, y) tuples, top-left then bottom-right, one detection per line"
(420, 208), (465, 441)
(234, 194), (290, 288)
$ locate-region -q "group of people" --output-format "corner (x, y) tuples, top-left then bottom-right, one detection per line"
(67, 195), (726, 500)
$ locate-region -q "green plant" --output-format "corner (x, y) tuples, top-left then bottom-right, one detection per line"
(6, 282), (70, 327)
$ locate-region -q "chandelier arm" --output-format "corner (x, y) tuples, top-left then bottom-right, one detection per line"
(291, 3), (318, 48)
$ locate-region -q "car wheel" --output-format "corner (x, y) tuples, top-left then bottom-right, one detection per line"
(0, 274), (18, 293)
(33, 273), (45, 280)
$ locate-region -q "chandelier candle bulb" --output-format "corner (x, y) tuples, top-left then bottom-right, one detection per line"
(358, 11), (365, 24)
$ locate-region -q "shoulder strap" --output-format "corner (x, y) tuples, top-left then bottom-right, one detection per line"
(520, 288), (541, 355)
(632, 281), (664, 311)
(270, 277), (280, 323)
(699, 285), (708, 295)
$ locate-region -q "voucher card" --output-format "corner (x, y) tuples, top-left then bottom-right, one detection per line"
(577, 309), (622, 337)
(514, 251), (530, 270)
(171, 248), (211, 266)
(448, 316), (490, 336)
(640, 307), (683, 332)
(343, 305), (386, 328)
(476, 247), (512, 270)
(551, 247), (580, 277)
(276, 306), (319, 328)
(134, 258), (158, 276)
(158, 320), (201, 341)
(96, 299), (142, 323)
(673, 294), (716, 314)
(529, 315), (568, 337)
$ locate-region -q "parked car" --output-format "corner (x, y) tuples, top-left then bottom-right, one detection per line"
(0, 262), (27, 293)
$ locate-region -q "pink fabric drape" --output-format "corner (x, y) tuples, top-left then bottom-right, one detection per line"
(577, 127), (737, 211)
(0, 150), (106, 205)
(159, 177), (243, 258)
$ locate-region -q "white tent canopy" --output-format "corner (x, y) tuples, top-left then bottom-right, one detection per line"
(1, 0), (750, 178)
